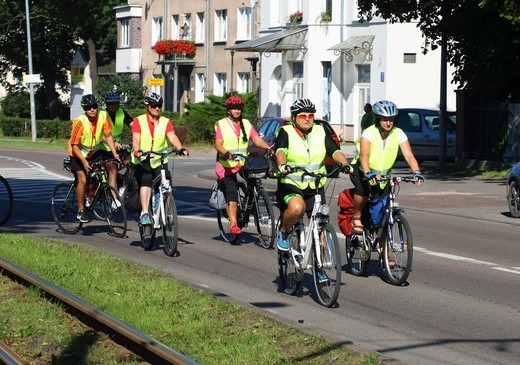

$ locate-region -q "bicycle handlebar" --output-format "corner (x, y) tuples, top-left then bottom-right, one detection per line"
(278, 164), (350, 179)
(372, 175), (417, 184)
(139, 148), (189, 159)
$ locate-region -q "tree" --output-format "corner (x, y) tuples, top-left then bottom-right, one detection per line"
(96, 74), (146, 110)
(356, 1), (520, 101)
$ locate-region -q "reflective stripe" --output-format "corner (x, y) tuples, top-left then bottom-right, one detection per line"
(216, 118), (252, 168)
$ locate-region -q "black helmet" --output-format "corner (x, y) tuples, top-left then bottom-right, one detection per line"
(105, 91), (120, 103)
(80, 94), (99, 108)
(372, 100), (398, 118)
(144, 92), (163, 105)
(290, 98), (316, 114)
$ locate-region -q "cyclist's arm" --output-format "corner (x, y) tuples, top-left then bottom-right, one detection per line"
(359, 136), (371, 175)
(274, 128), (289, 166)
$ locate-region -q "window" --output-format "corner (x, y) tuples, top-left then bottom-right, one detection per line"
(196, 12), (205, 43)
(120, 20), (129, 48)
(292, 62), (304, 99)
(404, 53), (416, 63)
(292, 62), (304, 78)
(357, 65), (370, 83)
(237, 7), (252, 40)
(181, 13), (192, 40)
(195, 73), (205, 102)
(172, 15), (180, 40)
(237, 72), (251, 93)
(214, 73), (227, 96)
(152, 17), (163, 44)
(215, 9), (227, 42)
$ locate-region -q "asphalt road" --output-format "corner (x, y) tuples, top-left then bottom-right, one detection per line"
(1, 147), (519, 365)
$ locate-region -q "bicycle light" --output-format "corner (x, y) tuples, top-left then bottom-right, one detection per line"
(318, 204), (330, 215)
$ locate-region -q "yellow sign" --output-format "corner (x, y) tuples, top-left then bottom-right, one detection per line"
(71, 66), (84, 84)
(148, 78), (164, 86)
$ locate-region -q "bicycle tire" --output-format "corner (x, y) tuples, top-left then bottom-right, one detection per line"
(0, 175), (14, 226)
(217, 208), (239, 244)
(278, 228), (303, 295)
(507, 180), (520, 218)
(313, 223), (341, 307)
(140, 223), (155, 250)
(51, 182), (82, 234)
(98, 185), (126, 238)
(382, 213), (413, 286)
(345, 234), (370, 276)
(162, 192), (178, 256)
(253, 188), (276, 249)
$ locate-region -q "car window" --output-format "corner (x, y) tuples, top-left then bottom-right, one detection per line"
(425, 116), (440, 130)
(398, 112), (421, 133)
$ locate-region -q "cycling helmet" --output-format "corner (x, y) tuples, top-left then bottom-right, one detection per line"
(80, 94), (98, 108)
(104, 91), (120, 103)
(144, 92), (163, 105)
(372, 100), (398, 118)
(290, 98), (316, 114)
(225, 95), (245, 109)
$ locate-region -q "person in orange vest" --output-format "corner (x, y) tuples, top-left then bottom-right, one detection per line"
(68, 94), (120, 223)
(131, 92), (189, 225)
(214, 95), (272, 236)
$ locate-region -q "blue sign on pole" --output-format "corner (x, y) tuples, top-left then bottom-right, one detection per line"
(380, 72), (385, 82)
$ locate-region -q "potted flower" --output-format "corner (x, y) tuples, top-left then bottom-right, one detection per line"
(288, 11), (303, 28)
(153, 39), (197, 59)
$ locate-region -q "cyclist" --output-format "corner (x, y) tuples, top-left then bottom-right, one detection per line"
(275, 98), (351, 271)
(349, 100), (424, 234)
(131, 92), (189, 225)
(214, 95), (272, 236)
(68, 94), (120, 223)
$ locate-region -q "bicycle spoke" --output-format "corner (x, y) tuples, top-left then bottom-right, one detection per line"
(345, 233), (369, 276)
(103, 186), (127, 238)
(313, 223), (341, 307)
(253, 188), (276, 249)
(51, 182), (82, 234)
(383, 214), (413, 286)
(217, 208), (239, 244)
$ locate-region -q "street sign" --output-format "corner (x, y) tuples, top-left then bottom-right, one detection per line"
(148, 78), (164, 86)
(23, 74), (42, 83)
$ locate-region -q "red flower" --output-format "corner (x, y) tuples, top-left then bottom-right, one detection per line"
(153, 39), (196, 58)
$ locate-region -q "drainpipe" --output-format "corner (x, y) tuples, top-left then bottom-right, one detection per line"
(205, 0), (210, 101)
(339, 0), (345, 140)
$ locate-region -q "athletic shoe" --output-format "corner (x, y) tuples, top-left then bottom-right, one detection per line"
(277, 231), (290, 251)
(316, 271), (329, 284)
(77, 210), (90, 223)
(140, 212), (152, 225)
(111, 199), (122, 210)
(230, 224), (242, 235)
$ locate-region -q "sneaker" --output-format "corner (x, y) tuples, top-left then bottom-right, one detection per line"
(277, 231), (290, 251)
(140, 212), (152, 225)
(77, 210), (90, 223)
(111, 199), (122, 210)
(316, 271), (329, 284)
(230, 224), (242, 235)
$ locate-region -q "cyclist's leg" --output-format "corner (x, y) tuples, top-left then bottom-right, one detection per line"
(135, 161), (153, 224)
(276, 183), (304, 251)
(349, 164), (369, 233)
(69, 156), (90, 221)
(220, 173), (241, 233)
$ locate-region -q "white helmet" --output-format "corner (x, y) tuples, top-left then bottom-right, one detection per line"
(372, 100), (398, 118)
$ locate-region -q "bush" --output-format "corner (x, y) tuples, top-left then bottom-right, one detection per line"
(1, 92), (31, 118)
(0, 117), (70, 139)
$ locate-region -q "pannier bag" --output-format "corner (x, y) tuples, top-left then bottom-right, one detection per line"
(368, 195), (389, 226)
(209, 180), (227, 210)
(243, 152), (269, 179)
(337, 188), (355, 236)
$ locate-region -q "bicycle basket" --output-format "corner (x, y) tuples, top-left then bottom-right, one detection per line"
(243, 152), (269, 179)
(368, 195), (389, 226)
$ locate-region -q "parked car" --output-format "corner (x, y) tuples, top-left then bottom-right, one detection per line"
(250, 117), (342, 176)
(506, 162), (520, 218)
(396, 108), (456, 163)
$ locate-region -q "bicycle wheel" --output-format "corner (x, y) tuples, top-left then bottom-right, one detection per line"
(51, 182), (82, 234)
(253, 188), (276, 249)
(345, 233), (370, 276)
(0, 175), (14, 226)
(217, 208), (239, 244)
(382, 213), (413, 286)
(162, 192), (178, 256)
(278, 228), (303, 295)
(507, 180), (520, 218)
(101, 185), (127, 238)
(313, 223), (341, 307)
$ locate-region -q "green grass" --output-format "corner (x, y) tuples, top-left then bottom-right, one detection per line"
(0, 233), (380, 365)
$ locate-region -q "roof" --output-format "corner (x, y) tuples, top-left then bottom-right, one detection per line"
(226, 28), (307, 53)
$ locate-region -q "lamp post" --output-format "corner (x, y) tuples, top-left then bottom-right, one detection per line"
(25, 0), (37, 142)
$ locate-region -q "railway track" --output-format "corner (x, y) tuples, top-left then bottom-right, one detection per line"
(0, 257), (199, 365)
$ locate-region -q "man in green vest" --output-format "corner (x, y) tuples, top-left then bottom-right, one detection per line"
(131, 92), (188, 225)
(349, 100), (424, 234)
(214, 95), (271, 236)
(68, 94), (120, 222)
(275, 98), (351, 264)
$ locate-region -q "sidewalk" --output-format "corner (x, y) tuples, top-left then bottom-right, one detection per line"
(196, 145), (515, 226)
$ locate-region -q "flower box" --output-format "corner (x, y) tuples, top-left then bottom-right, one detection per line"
(153, 39), (196, 58)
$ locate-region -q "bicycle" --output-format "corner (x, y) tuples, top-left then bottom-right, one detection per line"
(138, 149), (185, 256)
(216, 152), (276, 248)
(345, 175), (415, 286)
(0, 174), (14, 226)
(51, 157), (127, 238)
(277, 165), (345, 307)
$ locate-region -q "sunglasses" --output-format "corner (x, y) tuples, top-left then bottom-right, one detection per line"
(149, 104), (162, 109)
(106, 102), (119, 106)
(83, 104), (98, 111)
(296, 113), (314, 120)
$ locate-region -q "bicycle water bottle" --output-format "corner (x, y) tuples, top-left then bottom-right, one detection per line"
(153, 193), (160, 211)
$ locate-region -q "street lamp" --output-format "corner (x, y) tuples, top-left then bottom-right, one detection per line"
(25, 0), (37, 142)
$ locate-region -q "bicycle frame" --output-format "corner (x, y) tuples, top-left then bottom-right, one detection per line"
(151, 167), (171, 229)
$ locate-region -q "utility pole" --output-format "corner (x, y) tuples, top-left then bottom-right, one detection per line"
(25, 0), (37, 142)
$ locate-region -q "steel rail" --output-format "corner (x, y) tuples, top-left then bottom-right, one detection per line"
(0, 340), (28, 365)
(0, 257), (199, 365)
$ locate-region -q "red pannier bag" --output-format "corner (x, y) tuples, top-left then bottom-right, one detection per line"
(338, 188), (355, 236)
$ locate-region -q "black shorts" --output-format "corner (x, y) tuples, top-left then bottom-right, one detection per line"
(69, 150), (112, 173)
(276, 182), (325, 214)
(134, 160), (171, 189)
(219, 169), (246, 203)
(349, 162), (389, 199)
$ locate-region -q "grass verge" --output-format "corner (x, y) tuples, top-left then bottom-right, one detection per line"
(0, 233), (380, 365)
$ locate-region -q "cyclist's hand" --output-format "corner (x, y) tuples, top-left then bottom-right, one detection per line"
(133, 150), (142, 158)
(179, 148), (189, 156)
(279, 164), (291, 175)
(265, 148), (275, 158)
(341, 163), (353, 174)
(413, 172), (425, 185)
(364, 171), (377, 183)
(113, 153), (120, 163)
(223, 151), (233, 161)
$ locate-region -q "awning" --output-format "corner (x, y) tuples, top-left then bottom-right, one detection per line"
(226, 28), (307, 54)
(328, 35), (374, 62)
